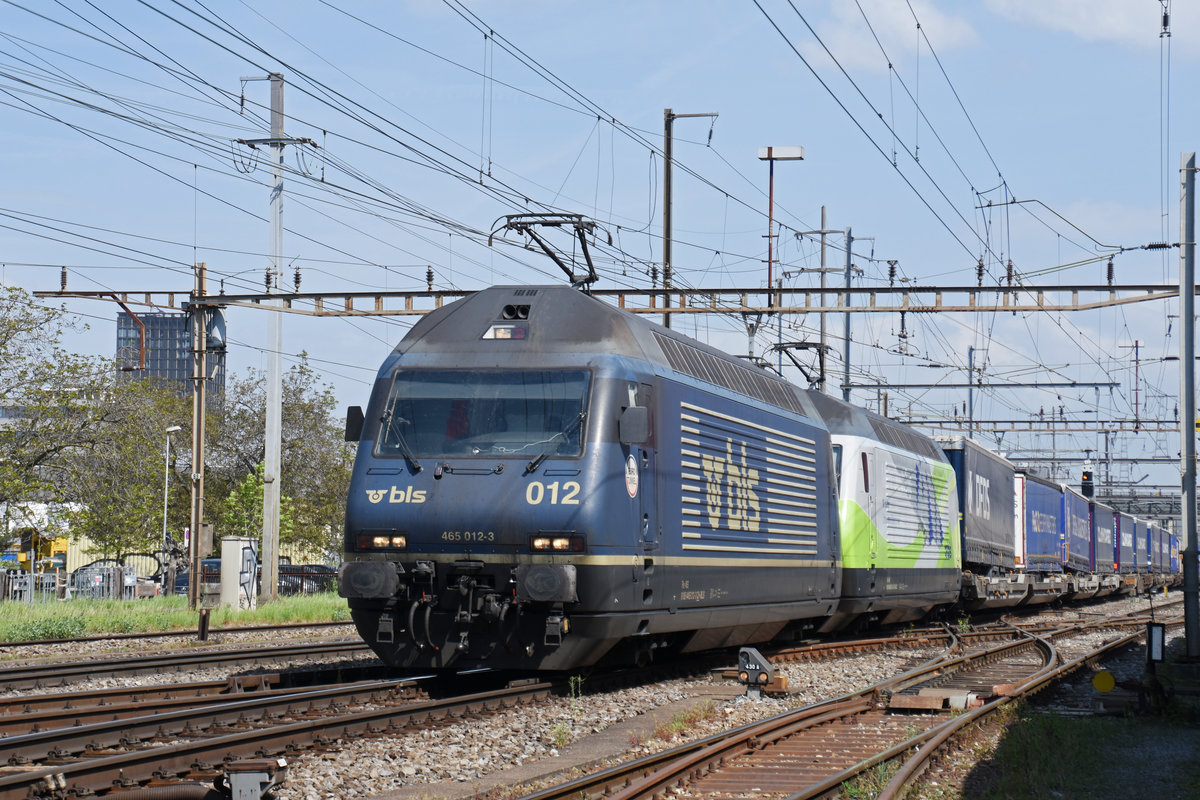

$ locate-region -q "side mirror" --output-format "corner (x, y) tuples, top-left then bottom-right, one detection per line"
(619, 406), (649, 444)
(345, 406), (365, 442)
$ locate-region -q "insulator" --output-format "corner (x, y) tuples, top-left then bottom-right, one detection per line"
(265, 268), (272, 292)
(1006, 259), (1014, 286)
(1107, 258), (1114, 285)
(60, 265), (67, 291)
(426, 267), (434, 291)
(888, 260), (897, 286)
(651, 264), (659, 288)
(976, 258), (984, 287)
(293, 265), (301, 291)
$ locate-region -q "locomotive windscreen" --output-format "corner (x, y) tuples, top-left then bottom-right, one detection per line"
(377, 369), (590, 458)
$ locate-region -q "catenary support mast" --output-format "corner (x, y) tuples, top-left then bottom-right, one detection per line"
(237, 73), (313, 601)
(1180, 152), (1198, 656)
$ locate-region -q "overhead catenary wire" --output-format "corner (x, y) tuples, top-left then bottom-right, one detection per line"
(0, 2), (1180, 485)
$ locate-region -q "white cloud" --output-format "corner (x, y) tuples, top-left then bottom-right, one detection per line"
(986, 0), (1187, 52)
(817, 0), (979, 74)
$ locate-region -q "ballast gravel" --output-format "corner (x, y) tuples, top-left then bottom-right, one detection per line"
(0, 594), (1173, 800)
(279, 648), (939, 800)
(0, 625), (364, 698)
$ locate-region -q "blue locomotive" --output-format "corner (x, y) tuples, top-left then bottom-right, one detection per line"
(338, 285), (1176, 671)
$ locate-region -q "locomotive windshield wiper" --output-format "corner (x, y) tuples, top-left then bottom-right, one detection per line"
(525, 411), (586, 474)
(381, 406), (423, 473)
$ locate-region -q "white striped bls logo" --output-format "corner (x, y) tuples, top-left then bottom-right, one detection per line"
(701, 439), (760, 531)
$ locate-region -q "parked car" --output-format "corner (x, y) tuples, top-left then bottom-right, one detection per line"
(173, 560), (337, 596)
(172, 558), (221, 596)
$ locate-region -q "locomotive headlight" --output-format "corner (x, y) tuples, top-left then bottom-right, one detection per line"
(357, 533), (407, 550)
(530, 533), (586, 552)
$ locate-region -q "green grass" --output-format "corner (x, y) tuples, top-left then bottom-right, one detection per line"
(840, 761), (900, 800)
(972, 710), (1200, 799)
(912, 700), (1200, 800)
(652, 700), (720, 742)
(0, 593), (349, 642)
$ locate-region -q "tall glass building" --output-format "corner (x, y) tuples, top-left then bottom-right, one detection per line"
(116, 312), (226, 393)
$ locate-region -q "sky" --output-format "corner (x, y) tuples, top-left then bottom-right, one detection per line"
(0, 0), (1195, 499)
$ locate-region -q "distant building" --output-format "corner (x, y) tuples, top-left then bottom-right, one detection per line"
(116, 312), (226, 393)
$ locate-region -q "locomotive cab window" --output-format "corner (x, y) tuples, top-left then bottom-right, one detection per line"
(377, 369), (590, 458)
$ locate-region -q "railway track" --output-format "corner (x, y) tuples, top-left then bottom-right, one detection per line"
(0, 678), (556, 798)
(0, 601), (1173, 798)
(0, 639), (709, 797)
(0, 639), (372, 691)
(0, 662), (415, 736)
(0, 626), (925, 798)
(514, 610), (1179, 800)
(0, 620), (353, 649)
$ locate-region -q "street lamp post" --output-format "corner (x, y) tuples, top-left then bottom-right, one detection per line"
(162, 425), (181, 555)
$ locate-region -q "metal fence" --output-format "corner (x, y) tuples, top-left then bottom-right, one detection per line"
(2, 552), (164, 603)
(277, 563), (338, 595)
(69, 565), (144, 601)
(1, 558), (338, 603)
(2, 569), (70, 603)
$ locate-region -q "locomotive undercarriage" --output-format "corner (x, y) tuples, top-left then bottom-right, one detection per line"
(341, 557), (842, 671)
(343, 557), (604, 670)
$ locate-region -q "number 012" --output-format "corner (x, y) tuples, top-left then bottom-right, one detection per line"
(525, 481), (581, 505)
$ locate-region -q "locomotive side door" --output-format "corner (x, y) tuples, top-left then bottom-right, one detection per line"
(860, 447), (880, 572)
(633, 383), (658, 608)
(638, 442), (657, 552)
(623, 382), (656, 551)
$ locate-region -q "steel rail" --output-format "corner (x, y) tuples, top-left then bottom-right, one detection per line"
(0, 673), (422, 738)
(513, 627), (1065, 800)
(876, 624), (1159, 799)
(0, 681), (554, 798)
(0, 662), (403, 722)
(0, 620), (352, 648)
(0, 677), (426, 763)
(605, 699), (876, 800)
(514, 635), (966, 800)
(0, 640), (369, 690)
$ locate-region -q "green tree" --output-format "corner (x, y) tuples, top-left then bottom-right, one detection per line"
(220, 461), (295, 545)
(207, 355), (353, 558)
(58, 377), (191, 557)
(0, 287), (117, 511)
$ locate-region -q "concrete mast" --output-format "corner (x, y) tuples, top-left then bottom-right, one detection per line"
(1180, 152), (1198, 655)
